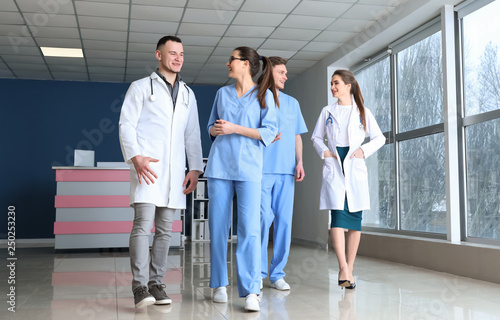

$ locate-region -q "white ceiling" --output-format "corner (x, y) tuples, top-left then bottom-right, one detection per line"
(0, 0), (410, 85)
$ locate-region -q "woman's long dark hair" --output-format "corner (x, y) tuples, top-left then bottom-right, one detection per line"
(333, 69), (366, 131)
(234, 46), (279, 109)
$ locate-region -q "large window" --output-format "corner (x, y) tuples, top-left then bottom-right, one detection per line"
(397, 32), (443, 132)
(461, 0), (500, 240)
(353, 0), (500, 243)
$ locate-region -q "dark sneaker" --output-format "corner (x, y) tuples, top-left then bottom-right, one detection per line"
(133, 286), (156, 308)
(148, 284), (172, 305)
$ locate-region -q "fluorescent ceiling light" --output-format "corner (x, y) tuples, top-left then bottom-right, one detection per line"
(41, 47), (84, 58)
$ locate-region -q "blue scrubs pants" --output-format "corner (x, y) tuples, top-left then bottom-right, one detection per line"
(208, 178), (261, 297)
(260, 174), (295, 282)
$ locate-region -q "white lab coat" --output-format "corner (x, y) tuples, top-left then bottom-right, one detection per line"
(311, 100), (385, 212)
(119, 72), (203, 208)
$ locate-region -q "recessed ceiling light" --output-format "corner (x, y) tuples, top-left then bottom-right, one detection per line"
(40, 47), (84, 58)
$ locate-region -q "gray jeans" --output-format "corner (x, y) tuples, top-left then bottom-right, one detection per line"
(130, 203), (175, 291)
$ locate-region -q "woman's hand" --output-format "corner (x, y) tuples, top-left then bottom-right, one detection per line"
(323, 150), (337, 159)
(214, 119), (237, 135)
(350, 148), (365, 159)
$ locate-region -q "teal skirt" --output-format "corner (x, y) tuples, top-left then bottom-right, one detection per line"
(330, 146), (362, 231)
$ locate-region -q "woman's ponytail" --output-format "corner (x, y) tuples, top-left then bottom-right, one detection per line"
(256, 56), (279, 109)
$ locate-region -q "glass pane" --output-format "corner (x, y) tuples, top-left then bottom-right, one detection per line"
(397, 32), (443, 132)
(465, 118), (500, 239)
(462, 0), (500, 116)
(363, 144), (396, 229)
(399, 133), (446, 233)
(356, 57), (392, 133)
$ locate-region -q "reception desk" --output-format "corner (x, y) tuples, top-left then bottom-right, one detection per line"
(53, 166), (183, 249)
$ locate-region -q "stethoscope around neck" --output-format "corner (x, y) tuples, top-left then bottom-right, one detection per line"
(149, 77), (190, 104)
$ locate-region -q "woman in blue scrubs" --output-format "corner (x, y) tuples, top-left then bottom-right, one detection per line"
(205, 46), (278, 312)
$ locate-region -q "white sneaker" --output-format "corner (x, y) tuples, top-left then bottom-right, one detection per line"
(260, 278), (263, 289)
(245, 294), (260, 311)
(271, 279), (290, 291)
(213, 287), (227, 303)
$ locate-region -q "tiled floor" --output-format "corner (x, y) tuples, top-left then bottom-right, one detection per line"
(1, 242), (500, 320)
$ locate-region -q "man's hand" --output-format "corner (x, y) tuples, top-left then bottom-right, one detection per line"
(183, 170), (200, 194)
(131, 155), (159, 185)
(295, 162), (305, 182)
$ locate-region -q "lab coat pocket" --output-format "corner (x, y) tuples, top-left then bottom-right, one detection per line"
(352, 157), (368, 181)
(320, 157), (337, 210)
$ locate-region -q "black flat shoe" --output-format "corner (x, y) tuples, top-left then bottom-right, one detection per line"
(345, 282), (356, 290)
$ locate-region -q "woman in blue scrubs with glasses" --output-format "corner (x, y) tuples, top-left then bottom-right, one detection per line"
(204, 46), (278, 312)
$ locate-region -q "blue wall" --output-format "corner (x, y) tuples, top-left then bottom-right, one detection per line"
(0, 78), (219, 239)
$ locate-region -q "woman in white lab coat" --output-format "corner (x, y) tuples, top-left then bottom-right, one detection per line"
(311, 70), (385, 289)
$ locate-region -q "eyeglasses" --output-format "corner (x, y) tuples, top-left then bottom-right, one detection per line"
(228, 56), (247, 63)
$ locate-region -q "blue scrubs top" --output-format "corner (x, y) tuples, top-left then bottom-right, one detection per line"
(205, 84), (278, 182)
(262, 92), (308, 175)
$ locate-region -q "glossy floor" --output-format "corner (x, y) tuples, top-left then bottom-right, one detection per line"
(1, 242), (500, 320)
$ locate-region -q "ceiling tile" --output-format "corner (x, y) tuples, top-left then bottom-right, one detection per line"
(127, 42), (153, 52)
(2, 54), (45, 64)
(48, 64), (87, 72)
(0, 1), (17, 11)
(126, 61), (156, 68)
(261, 39), (308, 51)
(183, 8), (236, 25)
(78, 16), (128, 31)
(131, 5), (183, 21)
(327, 18), (369, 32)
(188, 0), (240, 9)
(84, 49), (126, 59)
(218, 37), (265, 48)
(302, 41), (341, 52)
(0, 70), (15, 77)
(52, 72), (89, 81)
(211, 46), (236, 56)
(205, 55), (229, 64)
(127, 51), (155, 60)
(129, 20), (178, 34)
(257, 49), (296, 59)
(183, 45), (214, 56)
(90, 73), (124, 82)
(358, 0), (407, 5)
(29, 26), (80, 39)
(225, 25), (275, 38)
(315, 30), (355, 43)
(285, 59), (317, 68)
(87, 58), (125, 67)
(8, 62), (49, 71)
(80, 0), (129, 3)
(88, 66), (124, 74)
(132, 0), (186, 7)
(240, 0), (300, 14)
(177, 35), (221, 47)
(83, 39), (127, 51)
(80, 28), (127, 41)
(0, 36), (37, 50)
(233, 12), (286, 27)
(178, 23), (227, 36)
(44, 57), (86, 65)
(129, 32), (171, 44)
(75, 1), (129, 18)
(35, 38), (82, 48)
(0, 45), (40, 55)
(0, 12), (24, 24)
(183, 54), (209, 63)
(270, 28), (321, 41)
(25, 13), (77, 28)
(16, 70), (53, 79)
(281, 15), (335, 30)
(16, 0), (75, 14)
(0, 25), (26, 36)
(341, 4), (391, 21)
(292, 1), (352, 17)
(292, 50), (330, 60)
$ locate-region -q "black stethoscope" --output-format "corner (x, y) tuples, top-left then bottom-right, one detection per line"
(149, 77), (190, 105)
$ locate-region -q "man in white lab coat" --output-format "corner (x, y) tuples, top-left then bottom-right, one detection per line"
(119, 35), (203, 308)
